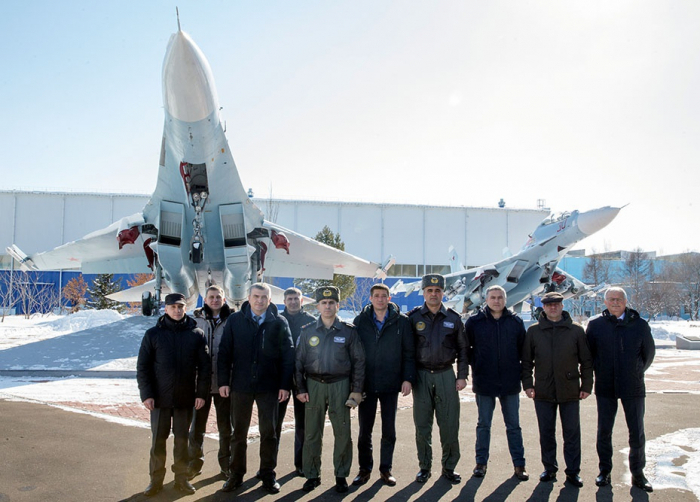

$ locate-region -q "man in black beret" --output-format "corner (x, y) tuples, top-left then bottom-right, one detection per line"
(522, 291), (592, 488)
(295, 286), (366, 493)
(136, 293), (211, 496)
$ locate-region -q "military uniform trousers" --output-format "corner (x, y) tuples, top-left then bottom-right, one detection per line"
(304, 378), (352, 479)
(413, 368), (461, 470)
(188, 393), (231, 473)
(150, 407), (193, 483)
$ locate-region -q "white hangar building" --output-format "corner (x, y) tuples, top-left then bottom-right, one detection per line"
(0, 190), (548, 277)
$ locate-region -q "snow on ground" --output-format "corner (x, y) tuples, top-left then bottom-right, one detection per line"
(0, 375), (139, 404)
(625, 428), (700, 499)
(0, 310), (126, 350)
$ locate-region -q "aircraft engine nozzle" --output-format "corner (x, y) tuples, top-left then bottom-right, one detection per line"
(163, 31), (219, 123)
(576, 206), (621, 236)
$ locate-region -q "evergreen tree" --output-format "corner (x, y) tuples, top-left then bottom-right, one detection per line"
(294, 226), (356, 306)
(87, 274), (124, 311)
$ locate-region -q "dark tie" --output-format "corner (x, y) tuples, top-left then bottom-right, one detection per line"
(253, 315), (260, 325)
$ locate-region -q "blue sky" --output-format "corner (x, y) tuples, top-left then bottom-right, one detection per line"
(3, 1), (700, 255)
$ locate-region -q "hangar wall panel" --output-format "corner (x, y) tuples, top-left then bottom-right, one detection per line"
(466, 210), (509, 266)
(425, 208), (465, 265)
(383, 206), (424, 265)
(339, 205), (382, 260)
(14, 194), (64, 254)
(64, 196), (114, 243)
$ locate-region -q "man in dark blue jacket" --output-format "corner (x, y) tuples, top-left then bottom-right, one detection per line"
(465, 285), (528, 481)
(217, 283), (295, 494)
(351, 283), (415, 487)
(586, 287), (655, 492)
(136, 293), (211, 497)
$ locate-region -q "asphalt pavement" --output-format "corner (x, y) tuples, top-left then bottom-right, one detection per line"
(1, 392), (697, 502)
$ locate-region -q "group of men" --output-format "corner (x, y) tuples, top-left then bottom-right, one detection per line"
(135, 274), (655, 497)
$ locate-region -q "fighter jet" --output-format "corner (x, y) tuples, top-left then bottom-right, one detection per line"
(390, 206), (621, 313)
(7, 27), (391, 313)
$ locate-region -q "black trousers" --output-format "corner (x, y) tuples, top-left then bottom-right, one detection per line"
(534, 400), (581, 475)
(188, 392), (232, 472)
(596, 396), (647, 475)
(276, 391), (305, 470)
(149, 407), (193, 483)
(230, 391), (279, 480)
(357, 392), (399, 473)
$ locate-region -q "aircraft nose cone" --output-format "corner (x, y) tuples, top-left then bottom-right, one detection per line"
(162, 31), (219, 122)
(577, 206), (621, 235)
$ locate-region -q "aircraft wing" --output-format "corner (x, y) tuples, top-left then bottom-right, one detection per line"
(6, 213), (152, 274)
(261, 221), (388, 280)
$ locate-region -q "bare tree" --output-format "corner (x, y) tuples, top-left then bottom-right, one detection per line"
(620, 248), (654, 313)
(342, 278), (375, 315)
(582, 249), (613, 286)
(670, 252), (700, 320)
(265, 184), (280, 223)
(63, 276), (89, 314)
(0, 270), (18, 321)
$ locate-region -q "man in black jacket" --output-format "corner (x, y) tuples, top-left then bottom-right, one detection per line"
(409, 274), (468, 485)
(586, 287), (655, 492)
(277, 287), (316, 476)
(351, 283), (415, 487)
(466, 285), (528, 481)
(522, 292), (592, 488)
(187, 285), (233, 479)
(217, 283), (295, 494)
(136, 293), (211, 497)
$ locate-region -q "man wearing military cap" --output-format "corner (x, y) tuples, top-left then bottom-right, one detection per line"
(137, 293), (211, 496)
(295, 286), (366, 493)
(408, 273), (468, 484)
(521, 291), (593, 488)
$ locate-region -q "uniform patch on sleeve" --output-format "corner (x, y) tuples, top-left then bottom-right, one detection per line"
(443, 321), (454, 328)
(334, 336), (346, 343)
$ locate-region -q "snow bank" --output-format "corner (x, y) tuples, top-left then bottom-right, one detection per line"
(627, 427), (700, 498)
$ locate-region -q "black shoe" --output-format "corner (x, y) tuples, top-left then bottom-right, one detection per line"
(472, 464), (487, 478)
(222, 475), (243, 492)
(566, 474), (583, 487)
(595, 471), (611, 487)
(632, 474), (653, 492)
(220, 468), (231, 478)
(415, 469), (431, 483)
(262, 478), (281, 494)
(303, 477), (321, 492)
(539, 470), (557, 482)
(255, 470), (261, 479)
(380, 471), (397, 486)
(174, 479), (196, 494)
(514, 466), (529, 481)
(187, 468), (202, 481)
(143, 481), (163, 497)
(352, 469), (371, 486)
(442, 468), (462, 484)
(295, 467), (305, 477)
(335, 477), (349, 493)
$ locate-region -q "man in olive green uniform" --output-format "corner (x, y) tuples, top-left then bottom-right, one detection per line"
(295, 286), (366, 493)
(408, 274), (468, 484)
